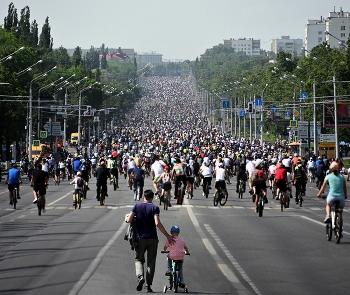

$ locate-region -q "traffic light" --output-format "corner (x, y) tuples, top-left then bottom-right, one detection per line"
(84, 106), (91, 116)
(247, 102), (253, 113)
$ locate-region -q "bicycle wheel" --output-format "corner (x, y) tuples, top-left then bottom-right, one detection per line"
(280, 193), (284, 212)
(220, 190), (228, 206)
(177, 187), (184, 205)
(174, 270), (179, 293)
(238, 181), (243, 199)
(326, 221), (332, 241)
(204, 183), (209, 198)
(334, 213), (342, 244)
(114, 178), (117, 191)
(100, 191), (105, 206)
(213, 191), (219, 206)
(164, 194), (168, 211)
(13, 189), (17, 210)
(37, 196), (42, 216)
(74, 193), (78, 210)
(78, 193), (82, 209)
(258, 196), (263, 217)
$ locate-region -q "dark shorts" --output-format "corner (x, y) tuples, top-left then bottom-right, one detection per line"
(8, 183), (20, 191)
(110, 168), (119, 178)
(162, 182), (172, 191)
(34, 184), (46, 196)
(128, 168), (134, 174)
(215, 180), (226, 190)
(252, 179), (266, 194)
(276, 179), (287, 192)
(186, 177), (194, 184)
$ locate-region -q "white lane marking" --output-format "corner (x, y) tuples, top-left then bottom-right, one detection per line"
(18, 215), (26, 219)
(48, 191), (73, 205)
(204, 224), (262, 295)
(184, 199), (258, 295)
(0, 191), (7, 195)
(299, 216), (350, 236)
(68, 221), (128, 295)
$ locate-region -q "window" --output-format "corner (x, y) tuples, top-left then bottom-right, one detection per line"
(341, 33), (345, 37)
(341, 26), (345, 30)
(318, 31), (323, 34)
(318, 37), (323, 42)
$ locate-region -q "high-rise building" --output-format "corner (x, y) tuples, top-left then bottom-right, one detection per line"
(223, 38), (261, 56)
(305, 18), (326, 53)
(271, 36), (304, 56)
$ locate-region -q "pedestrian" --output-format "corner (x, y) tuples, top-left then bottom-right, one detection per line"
(126, 189), (173, 293)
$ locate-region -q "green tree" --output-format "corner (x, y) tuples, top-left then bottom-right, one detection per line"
(39, 16), (52, 49)
(72, 46), (82, 67)
(3, 2), (18, 33)
(30, 19), (38, 47)
(17, 6), (31, 45)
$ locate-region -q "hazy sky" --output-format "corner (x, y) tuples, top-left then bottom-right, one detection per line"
(0, 1), (348, 60)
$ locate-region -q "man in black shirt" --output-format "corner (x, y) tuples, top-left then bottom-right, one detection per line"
(30, 163), (48, 213)
(96, 161), (110, 201)
(133, 162), (145, 201)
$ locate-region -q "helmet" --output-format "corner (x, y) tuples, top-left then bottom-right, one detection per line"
(164, 165), (170, 170)
(170, 225), (180, 233)
(112, 151), (118, 157)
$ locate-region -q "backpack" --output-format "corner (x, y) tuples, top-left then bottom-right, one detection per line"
(80, 163), (87, 171)
(112, 159), (118, 168)
(77, 177), (84, 187)
(163, 172), (171, 183)
(185, 165), (192, 177)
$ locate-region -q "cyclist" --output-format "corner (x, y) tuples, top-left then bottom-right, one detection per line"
(292, 159), (307, 204)
(70, 171), (85, 206)
(54, 161), (60, 185)
(109, 154), (119, 189)
(213, 162), (230, 196)
(172, 158), (187, 199)
(274, 162), (289, 206)
(30, 163), (48, 213)
(185, 161), (195, 199)
(234, 154), (246, 193)
(199, 161), (212, 197)
(245, 156), (255, 194)
(59, 158), (67, 179)
(91, 156), (97, 176)
(133, 160), (145, 201)
(251, 163), (268, 212)
(79, 160), (90, 190)
(307, 157), (315, 181)
(157, 165), (172, 207)
(315, 157), (326, 188)
(5, 163), (23, 206)
(268, 159), (277, 190)
(317, 161), (347, 224)
(96, 160), (110, 202)
(127, 156), (136, 187)
(164, 225), (190, 288)
(151, 155), (166, 195)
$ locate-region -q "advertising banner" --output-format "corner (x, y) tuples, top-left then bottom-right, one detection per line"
(324, 102), (350, 128)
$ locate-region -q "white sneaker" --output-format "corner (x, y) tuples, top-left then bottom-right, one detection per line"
(42, 208), (46, 213)
(33, 198), (38, 204)
(202, 192), (205, 197)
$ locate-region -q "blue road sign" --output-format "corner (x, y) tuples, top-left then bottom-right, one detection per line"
(211, 106), (215, 110)
(272, 106), (278, 113)
(255, 97), (262, 106)
(260, 121), (264, 126)
(40, 130), (48, 138)
(300, 92), (308, 99)
(240, 110), (246, 117)
(220, 94), (228, 100)
(256, 130), (261, 135)
(222, 100), (230, 109)
(285, 111), (291, 117)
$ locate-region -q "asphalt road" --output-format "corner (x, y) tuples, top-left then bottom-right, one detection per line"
(0, 171), (349, 295)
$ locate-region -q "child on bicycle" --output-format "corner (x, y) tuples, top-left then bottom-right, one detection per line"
(163, 225), (190, 287)
(70, 171), (85, 206)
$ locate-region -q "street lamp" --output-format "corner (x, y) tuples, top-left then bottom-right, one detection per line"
(0, 46), (24, 64)
(28, 66), (57, 160)
(63, 76), (87, 148)
(17, 60), (43, 76)
(325, 31), (349, 49)
(78, 82), (99, 145)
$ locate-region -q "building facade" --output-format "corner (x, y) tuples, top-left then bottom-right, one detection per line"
(223, 38), (261, 56)
(305, 18), (326, 52)
(135, 52), (163, 70)
(271, 36), (304, 56)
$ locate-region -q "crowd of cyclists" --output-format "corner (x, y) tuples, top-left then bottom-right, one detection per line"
(3, 75), (347, 222)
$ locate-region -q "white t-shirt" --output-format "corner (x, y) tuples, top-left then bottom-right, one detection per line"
(201, 166), (212, 178)
(128, 160), (136, 169)
(215, 167), (226, 181)
(73, 176), (84, 189)
(151, 160), (165, 177)
(246, 161), (255, 176)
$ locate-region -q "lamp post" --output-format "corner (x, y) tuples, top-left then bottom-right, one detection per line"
(0, 46), (24, 64)
(63, 76), (87, 148)
(28, 66), (57, 160)
(78, 82), (99, 145)
(260, 84), (268, 145)
(17, 60), (43, 76)
(325, 31), (349, 49)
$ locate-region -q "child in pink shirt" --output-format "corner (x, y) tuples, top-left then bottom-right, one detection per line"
(164, 225), (190, 286)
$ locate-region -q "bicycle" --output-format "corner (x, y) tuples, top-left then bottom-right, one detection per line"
(203, 179), (210, 199)
(35, 190), (45, 216)
(12, 186), (18, 210)
(161, 250), (189, 293)
(176, 180), (186, 205)
(237, 178), (244, 199)
(257, 191), (265, 217)
(82, 183), (87, 200)
(111, 173), (118, 191)
(186, 180), (193, 199)
(74, 189), (83, 210)
(100, 186), (107, 206)
(324, 197), (343, 243)
(213, 187), (228, 206)
(134, 182), (141, 201)
(295, 182), (304, 207)
(278, 189), (290, 212)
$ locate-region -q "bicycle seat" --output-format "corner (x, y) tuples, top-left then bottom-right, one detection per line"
(333, 200), (340, 205)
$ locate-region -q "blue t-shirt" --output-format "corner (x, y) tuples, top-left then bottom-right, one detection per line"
(132, 202), (159, 239)
(73, 160), (82, 172)
(133, 167), (144, 180)
(326, 173), (345, 197)
(8, 168), (20, 184)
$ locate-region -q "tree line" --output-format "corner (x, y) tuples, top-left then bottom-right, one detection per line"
(0, 2), (140, 160)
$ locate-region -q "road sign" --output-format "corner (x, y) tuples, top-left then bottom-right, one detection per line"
(293, 110), (299, 116)
(300, 92), (308, 99)
(220, 94), (228, 100)
(285, 111), (291, 117)
(320, 134), (336, 142)
(222, 100), (230, 109)
(298, 121), (309, 139)
(255, 97), (262, 107)
(40, 130), (48, 139)
(260, 121), (264, 126)
(290, 120), (298, 128)
(239, 110), (246, 117)
(32, 140), (40, 147)
(266, 110), (272, 116)
(256, 130), (261, 135)
(272, 106), (278, 113)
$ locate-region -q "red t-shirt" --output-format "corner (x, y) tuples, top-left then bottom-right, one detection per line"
(275, 167), (287, 181)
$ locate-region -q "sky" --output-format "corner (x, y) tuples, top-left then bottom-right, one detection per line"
(0, 0), (348, 60)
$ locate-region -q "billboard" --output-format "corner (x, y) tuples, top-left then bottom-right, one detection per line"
(324, 102), (350, 128)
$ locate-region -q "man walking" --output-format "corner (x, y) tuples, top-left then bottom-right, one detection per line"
(126, 190), (173, 292)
